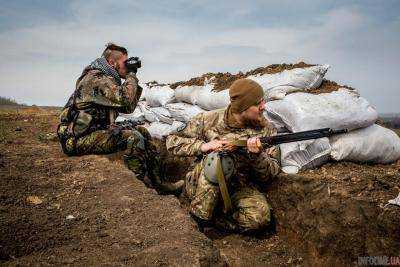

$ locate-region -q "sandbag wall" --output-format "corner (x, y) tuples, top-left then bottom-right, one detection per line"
(117, 64), (400, 173)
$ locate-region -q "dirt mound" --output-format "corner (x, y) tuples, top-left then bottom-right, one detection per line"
(266, 161), (400, 265)
(307, 79), (354, 95)
(145, 80), (168, 88)
(170, 62), (315, 91)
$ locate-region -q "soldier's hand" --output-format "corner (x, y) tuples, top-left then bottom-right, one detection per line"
(200, 139), (230, 153)
(247, 137), (262, 153)
(266, 146), (278, 157)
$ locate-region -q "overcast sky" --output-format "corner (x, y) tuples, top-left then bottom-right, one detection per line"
(0, 0), (399, 113)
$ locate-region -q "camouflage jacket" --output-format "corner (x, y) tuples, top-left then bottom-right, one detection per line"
(59, 70), (141, 138)
(166, 108), (281, 182)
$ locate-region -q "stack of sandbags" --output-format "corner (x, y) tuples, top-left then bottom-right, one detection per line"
(118, 82), (207, 139)
(174, 65), (331, 110)
(265, 89), (400, 173)
(248, 64), (330, 100)
(119, 64), (333, 139)
(119, 63), (400, 172)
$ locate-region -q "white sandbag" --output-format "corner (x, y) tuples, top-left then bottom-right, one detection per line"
(166, 103), (205, 122)
(138, 102), (157, 122)
(248, 65), (330, 100)
(115, 107), (145, 123)
(138, 82), (148, 101)
(174, 85), (201, 105)
(145, 121), (185, 139)
(280, 138), (331, 174)
(264, 111), (288, 133)
(265, 89), (378, 132)
(145, 85), (175, 107)
(151, 107), (174, 124)
(138, 102), (173, 124)
(195, 85), (230, 111)
(330, 124), (400, 164)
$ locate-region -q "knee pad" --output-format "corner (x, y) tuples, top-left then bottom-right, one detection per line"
(127, 130), (146, 151)
(203, 152), (235, 184)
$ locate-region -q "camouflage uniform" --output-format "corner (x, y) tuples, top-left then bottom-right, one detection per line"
(166, 108), (280, 232)
(57, 64), (160, 182)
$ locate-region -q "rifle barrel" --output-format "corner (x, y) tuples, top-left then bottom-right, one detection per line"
(260, 128), (348, 147)
(228, 128), (348, 148)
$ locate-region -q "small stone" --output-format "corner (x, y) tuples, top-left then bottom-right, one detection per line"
(66, 215), (75, 220)
(26, 195), (43, 205)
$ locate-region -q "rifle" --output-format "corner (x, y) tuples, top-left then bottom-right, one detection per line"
(114, 119), (144, 130)
(225, 128), (348, 151)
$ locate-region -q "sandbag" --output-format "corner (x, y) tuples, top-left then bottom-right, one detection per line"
(175, 65), (329, 110)
(264, 111), (288, 133)
(280, 138), (331, 174)
(174, 85), (201, 105)
(115, 107), (145, 123)
(195, 85), (230, 111)
(265, 89), (378, 132)
(138, 102), (157, 122)
(138, 82), (148, 101)
(138, 102), (173, 124)
(145, 121), (185, 139)
(330, 124), (400, 164)
(165, 103), (205, 122)
(144, 85), (175, 107)
(248, 64), (330, 100)
(151, 107), (174, 124)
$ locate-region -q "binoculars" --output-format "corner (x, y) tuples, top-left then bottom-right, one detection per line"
(125, 57), (142, 73)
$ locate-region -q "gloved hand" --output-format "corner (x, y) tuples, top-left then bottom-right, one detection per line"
(125, 57), (142, 74)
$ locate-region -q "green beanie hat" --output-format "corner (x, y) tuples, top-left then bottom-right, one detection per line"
(229, 78), (264, 113)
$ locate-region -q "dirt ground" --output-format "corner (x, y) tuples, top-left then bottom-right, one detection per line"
(0, 106), (304, 266)
(1, 106), (399, 266)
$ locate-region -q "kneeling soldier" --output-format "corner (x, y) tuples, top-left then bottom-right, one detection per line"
(57, 43), (182, 194)
(166, 79), (280, 232)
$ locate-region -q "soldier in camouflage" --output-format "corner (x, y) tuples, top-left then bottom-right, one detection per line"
(57, 43), (183, 194)
(166, 79), (281, 232)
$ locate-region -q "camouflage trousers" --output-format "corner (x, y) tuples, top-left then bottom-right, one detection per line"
(57, 125), (161, 182)
(185, 159), (272, 232)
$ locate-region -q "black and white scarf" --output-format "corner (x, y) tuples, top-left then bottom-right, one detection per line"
(80, 57), (122, 85)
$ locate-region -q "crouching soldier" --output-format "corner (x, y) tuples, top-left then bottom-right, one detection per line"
(57, 43), (183, 195)
(166, 79), (281, 232)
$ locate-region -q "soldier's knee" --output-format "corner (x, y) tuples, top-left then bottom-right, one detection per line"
(126, 129), (146, 152)
(232, 195), (271, 231)
(203, 152), (235, 184)
(136, 126), (152, 141)
(190, 174), (220, 221)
